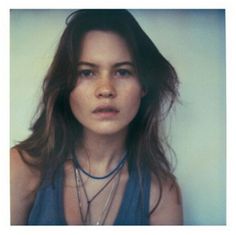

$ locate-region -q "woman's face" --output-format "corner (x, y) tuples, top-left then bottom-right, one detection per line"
(70, 30), (145, 136)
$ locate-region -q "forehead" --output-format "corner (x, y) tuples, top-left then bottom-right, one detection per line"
(79, 30), (132, 63)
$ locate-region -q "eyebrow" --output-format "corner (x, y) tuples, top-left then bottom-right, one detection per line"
(77, 62), (97, 67)
(77, 61), (135, 68)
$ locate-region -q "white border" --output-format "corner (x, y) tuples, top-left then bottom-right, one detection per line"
(1, 0), (236, 235)
(3, 0), (230, 9)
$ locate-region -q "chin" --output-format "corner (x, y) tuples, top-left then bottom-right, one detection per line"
(84, 124), (128, 137)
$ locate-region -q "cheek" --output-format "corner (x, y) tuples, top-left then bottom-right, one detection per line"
(122, 86), (143, 114)
(69, 89), (83, 115)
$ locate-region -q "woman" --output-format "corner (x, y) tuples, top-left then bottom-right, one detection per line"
(10, 9), (183, 225)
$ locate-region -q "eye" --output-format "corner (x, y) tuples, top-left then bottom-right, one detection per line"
(114, 69), (133, 78)
(78, 69), (95, 78)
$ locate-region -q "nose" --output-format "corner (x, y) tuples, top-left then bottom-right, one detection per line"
(95, 75), (117, 99)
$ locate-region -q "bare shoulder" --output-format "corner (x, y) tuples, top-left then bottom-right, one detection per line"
(10, 148), (41, 189)
(149, 174), (183, 225)
(10, 147), (41, 225)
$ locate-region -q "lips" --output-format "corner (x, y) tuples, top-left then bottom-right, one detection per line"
(92, 105), (119, 118)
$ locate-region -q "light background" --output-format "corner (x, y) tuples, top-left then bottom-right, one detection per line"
(10, 9), (226, 225)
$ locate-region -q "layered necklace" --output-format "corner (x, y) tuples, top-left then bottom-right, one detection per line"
(73, 152), (127, 225)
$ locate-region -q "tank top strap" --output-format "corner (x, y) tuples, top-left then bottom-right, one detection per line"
(114, 163), (151, 225)
(27, 166), (66, 225)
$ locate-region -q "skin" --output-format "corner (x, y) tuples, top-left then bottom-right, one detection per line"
(10, 148), (41, 225)
(70, 31), (145, 137)
(69, 30), (145, 173)
(10, 30), (183, 225)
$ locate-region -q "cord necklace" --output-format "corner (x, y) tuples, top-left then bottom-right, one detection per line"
(73, 151), (127, 180)
(73, 155), (125, 225)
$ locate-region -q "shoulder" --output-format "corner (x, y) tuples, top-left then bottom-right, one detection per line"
(10, 148), (41, 189)
(149, 173), (183, 225)
(10, 147), (41, 224)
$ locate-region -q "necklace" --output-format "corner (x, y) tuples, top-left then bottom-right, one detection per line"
(73, 160), (124, 225)
(73, 151), (127, 180)
(96, 171), (120, 225)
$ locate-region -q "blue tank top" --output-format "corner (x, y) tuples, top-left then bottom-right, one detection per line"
(27, 163), (151, 225)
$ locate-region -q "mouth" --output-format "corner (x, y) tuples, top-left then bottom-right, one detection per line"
(92, 105), (119, 118)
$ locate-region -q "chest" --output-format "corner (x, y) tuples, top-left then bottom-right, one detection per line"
(27, 163), (151, 225)
(63, 165), (129, 225)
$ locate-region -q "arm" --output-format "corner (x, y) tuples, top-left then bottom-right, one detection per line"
(149, 176), (183, 225)
(10, 148), (40, 225)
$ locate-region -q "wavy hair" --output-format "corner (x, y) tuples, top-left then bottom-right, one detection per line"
(16, 9), (179, 214)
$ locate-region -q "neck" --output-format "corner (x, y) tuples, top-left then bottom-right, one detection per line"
(76, 129), (127, 174)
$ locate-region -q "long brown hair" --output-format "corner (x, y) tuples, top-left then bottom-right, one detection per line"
(16, 9), (179, 214)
